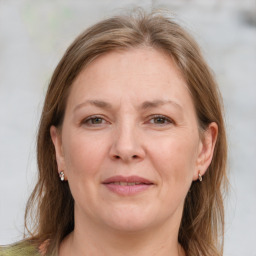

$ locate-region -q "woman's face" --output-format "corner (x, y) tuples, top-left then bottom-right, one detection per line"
(51, 47), (216, 233)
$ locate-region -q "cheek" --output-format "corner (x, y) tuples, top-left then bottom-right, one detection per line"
(62, 130), (108, 178)
(148, 134), (198, 187)
(61, 130), (110, 211)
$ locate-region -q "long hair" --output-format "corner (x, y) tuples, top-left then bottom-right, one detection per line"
(25, 10), (228, 256)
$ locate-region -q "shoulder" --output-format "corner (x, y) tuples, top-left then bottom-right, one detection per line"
(0, 240), (41, 256)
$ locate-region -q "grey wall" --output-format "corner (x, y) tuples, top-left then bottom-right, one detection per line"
(0, 1), (256, 255)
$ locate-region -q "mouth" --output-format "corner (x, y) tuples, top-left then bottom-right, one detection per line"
(106, 181), (150, 186)
(102, 175), (154, 196)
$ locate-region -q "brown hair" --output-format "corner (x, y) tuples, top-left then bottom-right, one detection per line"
(25, 9), (228, 256)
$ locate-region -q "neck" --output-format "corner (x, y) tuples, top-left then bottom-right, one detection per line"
(60, 218), (185, 256)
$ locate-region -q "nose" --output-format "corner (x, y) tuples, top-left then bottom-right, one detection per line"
(109, 123), (145, 163)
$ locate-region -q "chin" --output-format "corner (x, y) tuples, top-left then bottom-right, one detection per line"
(101, 205), (157, 233)
(108, 219), (152, 233)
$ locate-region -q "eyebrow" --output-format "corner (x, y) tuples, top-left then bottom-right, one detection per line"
(74, 100), (112, 112)
(141, 100), (183, 111)
(73, 99), (183, 112)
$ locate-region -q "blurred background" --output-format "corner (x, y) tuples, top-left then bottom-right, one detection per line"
(0, 0), (255, 255)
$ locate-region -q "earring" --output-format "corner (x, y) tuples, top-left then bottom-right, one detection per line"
(198, 172), (203, 182)
(59, 171), (65, 181)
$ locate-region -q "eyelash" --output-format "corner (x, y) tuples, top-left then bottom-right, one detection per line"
(82, 115), (107, 126)
(82, 114), (173, 127)
(148, 114), (173, 125)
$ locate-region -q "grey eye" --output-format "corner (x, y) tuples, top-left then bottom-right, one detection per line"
(90, 117), (103, 124)
(149, 115), (172, 125)
(153, 117), (167, 124)
(83, 116), (107, 126)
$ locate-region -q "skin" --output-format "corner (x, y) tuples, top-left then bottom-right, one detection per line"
(51, 47), (218, 256)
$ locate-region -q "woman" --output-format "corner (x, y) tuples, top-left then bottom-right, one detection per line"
(0, 10), (228, 256)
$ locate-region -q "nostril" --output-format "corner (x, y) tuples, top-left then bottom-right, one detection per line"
(113, 155), (138, 160)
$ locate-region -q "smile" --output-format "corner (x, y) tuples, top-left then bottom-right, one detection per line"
(102, 175), (154, 196)
(109, 182), (147, 186)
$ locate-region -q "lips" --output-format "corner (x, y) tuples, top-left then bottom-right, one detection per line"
(107, 181), (146, 186)
(102, 175), (154, 185)
(102, 175), (154, 196)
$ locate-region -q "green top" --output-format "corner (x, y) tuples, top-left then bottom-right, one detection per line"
(0, 241), (41, 256)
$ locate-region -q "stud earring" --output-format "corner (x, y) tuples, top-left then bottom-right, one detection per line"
(198, 172), (203, 182)
(59, 171), (65, 181)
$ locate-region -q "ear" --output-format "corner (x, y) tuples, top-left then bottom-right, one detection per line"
(50, 125), (67, 179)
(193, 122), (218, 181)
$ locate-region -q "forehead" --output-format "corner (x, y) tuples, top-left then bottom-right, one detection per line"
(66, 47), (194, 111)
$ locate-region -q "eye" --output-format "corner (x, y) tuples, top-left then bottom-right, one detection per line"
(82, 115), (108, 126)
(148, 115), (173, 125)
